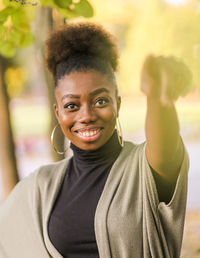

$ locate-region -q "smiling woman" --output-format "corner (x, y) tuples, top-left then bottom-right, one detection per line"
(0, 22), (191, 258)
(46, 23), (121, 151)
(54, 71), (120, 150)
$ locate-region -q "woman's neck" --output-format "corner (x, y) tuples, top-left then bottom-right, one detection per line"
(70, 130), (122, 163)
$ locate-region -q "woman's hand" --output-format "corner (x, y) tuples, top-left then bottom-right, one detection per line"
(140, 55), (192, 106)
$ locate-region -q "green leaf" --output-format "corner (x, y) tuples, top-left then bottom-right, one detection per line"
(58, 7), (79, 19)
(0, 25), (4, 34)
(39, 0), (56, 7)
(11, 8), (30, 32)
(73, 0), (94, 18)
(6, 28), (22, 45)
(0, 6), (16, 24)
(0, 26), (8, 41)
(53, 0), (72, 9)
(18, 31), (34, 47)
(3, 0), (20, 8)
(0, 40), (16, 57)
(22, 5), (36, 21)
(58, 0), (93, 19)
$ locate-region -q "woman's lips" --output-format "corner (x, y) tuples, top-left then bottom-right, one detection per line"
(75, 128), (102, 142)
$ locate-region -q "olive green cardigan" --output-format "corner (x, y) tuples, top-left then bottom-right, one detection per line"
(0, 141), (189, 258)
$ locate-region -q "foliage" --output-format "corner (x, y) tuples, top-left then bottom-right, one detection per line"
(4, 66), (27, 98)
(0, 0), (94, 57)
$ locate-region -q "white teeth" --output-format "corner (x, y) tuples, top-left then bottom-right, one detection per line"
(78, 129), (100, 137)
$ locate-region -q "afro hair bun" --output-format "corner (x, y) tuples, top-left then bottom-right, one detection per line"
(45, 22), (119, 77)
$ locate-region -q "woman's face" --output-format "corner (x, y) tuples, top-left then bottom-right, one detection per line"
(54, 70), (121, 151)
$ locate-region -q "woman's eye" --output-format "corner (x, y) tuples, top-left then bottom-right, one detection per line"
(64, 103), (78, 110)
(95, 98), (109, 106)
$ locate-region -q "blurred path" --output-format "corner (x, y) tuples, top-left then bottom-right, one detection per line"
(186, 142), (200, 210)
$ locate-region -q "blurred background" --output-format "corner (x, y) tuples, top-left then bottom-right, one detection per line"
(0, 0), (199, 257)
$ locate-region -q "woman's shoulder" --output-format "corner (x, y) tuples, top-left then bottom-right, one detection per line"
(123, 140), (146, 155)
(114, 140), (147, 168)
(0, 158), (70, 220)
(3, 158), (70, 203)
(35, 158), (69, 179)
(25, 157), (70, 190)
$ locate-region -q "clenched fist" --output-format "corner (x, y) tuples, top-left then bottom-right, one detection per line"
(140, 55), (192, 105)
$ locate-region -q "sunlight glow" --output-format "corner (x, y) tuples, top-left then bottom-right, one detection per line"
(165, 0), (189, 6)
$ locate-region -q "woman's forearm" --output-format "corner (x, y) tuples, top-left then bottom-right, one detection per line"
(145, 97), (184, 182)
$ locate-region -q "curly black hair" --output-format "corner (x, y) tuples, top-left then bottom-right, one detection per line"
(45, 22), (119, 87)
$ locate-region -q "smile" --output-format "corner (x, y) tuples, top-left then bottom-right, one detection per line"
(75, 128), (103, 142)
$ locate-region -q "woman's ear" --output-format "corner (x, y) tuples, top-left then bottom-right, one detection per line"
(117, 96), (121, 117)
(54, 103), (59, 120)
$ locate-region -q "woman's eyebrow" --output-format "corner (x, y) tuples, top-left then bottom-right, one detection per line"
(89, 88), (110, 97)
(61, 88), (110, 101)
(61, 94), (80, 100)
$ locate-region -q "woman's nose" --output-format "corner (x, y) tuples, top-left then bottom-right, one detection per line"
(77, 105), (97, 124)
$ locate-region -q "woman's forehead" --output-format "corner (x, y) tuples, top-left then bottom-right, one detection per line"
(55, 70), (116, 96)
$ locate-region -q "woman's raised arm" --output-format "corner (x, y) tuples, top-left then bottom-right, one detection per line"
(141, 55), (192, 183)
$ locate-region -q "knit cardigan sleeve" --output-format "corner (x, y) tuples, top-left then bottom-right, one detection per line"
(0, 170), (50, 258)
(0, 159), (69, 258)
(142, 140), (189, 258)
(94, 141), (189, 258)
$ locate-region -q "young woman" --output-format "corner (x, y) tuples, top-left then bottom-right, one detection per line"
(0, 22), (191, 258)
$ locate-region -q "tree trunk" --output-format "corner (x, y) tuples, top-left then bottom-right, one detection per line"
(34, 7), (65, 161)
(0, 57), (19, 201)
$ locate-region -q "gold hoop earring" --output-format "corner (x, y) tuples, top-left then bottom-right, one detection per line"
(51, 123), (70, 155)
(116, 117), (124, 147)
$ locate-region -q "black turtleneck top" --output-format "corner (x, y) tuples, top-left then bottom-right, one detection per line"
(48, 131), (122, 258)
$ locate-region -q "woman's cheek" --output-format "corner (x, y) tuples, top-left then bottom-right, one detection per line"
(99, 107), (117, 121)
(58, 113), (74, 131)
